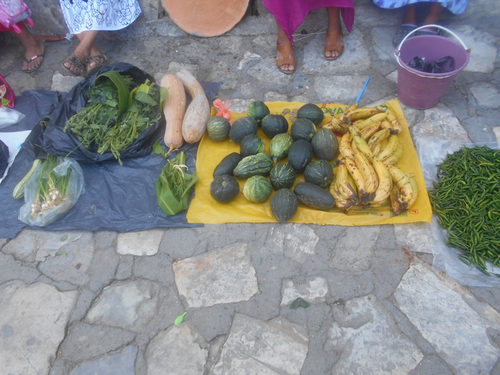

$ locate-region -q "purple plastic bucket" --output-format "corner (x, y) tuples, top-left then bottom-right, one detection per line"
(395, 25), (469, 109)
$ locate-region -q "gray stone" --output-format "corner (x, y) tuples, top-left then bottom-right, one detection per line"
(314, 75), (370, 104)
(386, 69), (398, 84)
(189, 304), (235, 342)
(140, 0), (162, 21)
(264, 91), (288, 102)
(265, 224), (319, 263)
(0, 251), (41, 286)
(159, 227), (202, 259)
(1, 229), (37, 262)
(454, 26), (497, 74)
(36, 231), (85, 261)
(281, 276), (328, 306)
(247, 58), (296, 85)
(133, 253), (175, 286)
(394, 262), (500, 375)
(0, 281), (77, 375)
(173, 243), (258, 308)
(146, 325), (208, 375)
(494, 127), (500, 144)
(51, 72), (83, 92)
(115, 255), (134, 280)
(462, 115), (500, 144)
(93, 231), (117, 251)
(69, 288), (95, 323)
(252, 34), (276, 50)
(88, 246), (119, 292)
(5, 69), (37, 96)
(59, 322), (135, 362)
(371, 27), (398, 63)
(38, 232), (94, 286)
(218, 36), (244, 55)
(302, 29), (371, 74)
(116, 229), (164, 256)
(166, 62), (200, 75)
(410, 356), (453, 375)
(69, 345), (137, 375)
(211, 314), (309, 375)
(328, 226), (380, 272)
(353, 4), (402, 28)
(326, 295), (423, 374)
(229, 13), (276, 37)
(469, 82), (500, 108)
(412, 103), (470, 143)
(394, 222), (437, 254)
(86, 279), (160, 332)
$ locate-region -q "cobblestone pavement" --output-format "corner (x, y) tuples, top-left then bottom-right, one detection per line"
(1, 0), (500, 374)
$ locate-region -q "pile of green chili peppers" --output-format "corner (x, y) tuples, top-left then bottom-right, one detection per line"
(428, 146), (500, 276)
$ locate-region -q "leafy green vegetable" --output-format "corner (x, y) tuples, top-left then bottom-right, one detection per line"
(175, 312), (187, 325)
(153, 140), (168, 159)
(156, 152), (199, 217)
(60, 234), (68, 242)
(290, 298), (310, 309)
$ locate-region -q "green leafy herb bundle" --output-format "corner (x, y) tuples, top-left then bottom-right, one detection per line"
(428, 146), (500, 276)
(64, 71), (164, 164)
(156, 151), (199, 217)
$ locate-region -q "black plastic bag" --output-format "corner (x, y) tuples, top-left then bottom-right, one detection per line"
(42, 63), (165, 163)
(0, 139), (9, 178)
(408, 56), (455, 74)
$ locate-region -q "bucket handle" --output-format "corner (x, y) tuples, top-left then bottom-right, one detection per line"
(394, 24), (470, 79)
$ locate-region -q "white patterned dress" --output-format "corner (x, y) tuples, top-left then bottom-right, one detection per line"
(60, 0), (141, 35)
(372, 0), (467, 14)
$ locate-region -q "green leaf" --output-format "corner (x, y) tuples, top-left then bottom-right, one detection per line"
(290, 298), (310, 309)
(96, 71), (130, 116)
(60, 234), (68, 242)
(159, 87), (168, 109)
(56, 251), (67, 257)
(175, 312), (187, 325)
(1, 97), (10, 107)
(153, 140), (168, 158)
(135, 91), (157, 106)
(257, 257), (262, 266)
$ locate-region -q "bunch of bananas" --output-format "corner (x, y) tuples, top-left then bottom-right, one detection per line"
(326, 104), (418, 215)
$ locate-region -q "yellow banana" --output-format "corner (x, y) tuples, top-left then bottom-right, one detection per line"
(367, 128), (391, 149)
(330, 183), (355, 212)
(394, 142), (404, 158)
(335, 159), (359, 205)
(353, 112), (388, 130)
(386, 164), (414, 209)
(369, 198), (389, 208)
(377, 135), (399, 162)
(372, 137), (387, 156)
(346, 107), (385, 121)
(339, 104), (359, 123)
(339, 133), (355, 160)
(360, 121), (381, 140)
(386, 112), (402, 134)
(390, 185), (403, 215)
(380, 120), (392, 131)
(345, 156), (366, 202)
(405, 173), (419, 209)
(383, 154), (399, 165)
(370, 157), (393, 204)
(349, 127), (374, 162)
(325, 117), (350, 134)
(354, 148), (378, 201)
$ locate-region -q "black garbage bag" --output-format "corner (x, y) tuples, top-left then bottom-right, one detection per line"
(408, 56), (455, 74)
(42, 63), (165, 163)
(0, 139), (9, 178)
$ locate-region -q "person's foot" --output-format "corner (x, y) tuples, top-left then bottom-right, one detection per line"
(324, 29), (344, 60)
(86, 54), (108, 76)
(22, 38), (44, 72)
(62, 53), (87, 76)
(276, 42), (295, 74)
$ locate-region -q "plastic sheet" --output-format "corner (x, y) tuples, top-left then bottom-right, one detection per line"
(18, 157), (85, 227)
(0, 107), (25, 128)
(416, 137), (500, 288)
(0, 139), (8, 178)
(42, 63), (165, 163)
(187, 99), (433, 226)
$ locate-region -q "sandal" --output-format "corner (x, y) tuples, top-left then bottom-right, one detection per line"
(276, 43), (296, 75)
(324, 30), (344, 60)
(62, 53), (87, 77)
(393, 23), (417, 47)
(85, 54), (108, 76)
(22, 53), (44, 73)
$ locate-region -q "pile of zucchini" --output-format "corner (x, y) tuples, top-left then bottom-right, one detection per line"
(207, 101), (339, 223)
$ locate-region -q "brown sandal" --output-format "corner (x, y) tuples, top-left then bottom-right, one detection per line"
(86, 54), (108, 76)
(324, 30), (344, 60)
(62, 53), (86, 77)
(276, 43), (296, 75)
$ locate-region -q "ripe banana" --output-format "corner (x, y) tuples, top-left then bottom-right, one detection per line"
(346, 107), (385, 122)
(354, 148), (378, 201)
(325, 117), (350, 134)
(330, 183), (355, 212)
(370, 157), (393, 204)
(367, 128), (391, 149)
(386, 112), (402, 134)
(335, 159), (359, 205)
(405, 173), (419, 209)
(360, 121), (381, 140)
(394, 142), (404, 158)
(349, 127), (374, 162)
(377, 135), (399, 162)
(369, 198), (389, 208)
(386, 164), (415, 209)
(345, 156), (367, 202)
(354, 112), (388, 130)
(339, 133), (355, 160)
(390, 185), (403, 215)
(383, 154), (399, 165)
(380, 120), (392, 131)
(339, 104), (359, 123)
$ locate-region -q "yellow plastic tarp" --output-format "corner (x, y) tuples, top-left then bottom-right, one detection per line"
(187, 99), (432, 225)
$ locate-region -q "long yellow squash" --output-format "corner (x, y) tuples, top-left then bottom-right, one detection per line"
(161, 74), (186, 153)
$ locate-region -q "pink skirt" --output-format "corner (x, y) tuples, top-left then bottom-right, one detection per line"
(263, 0), (355, 44)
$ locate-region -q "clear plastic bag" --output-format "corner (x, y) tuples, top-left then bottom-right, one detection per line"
(416, 137), (500, 287)
(19, 157), (85, 227)
(0, 107), (26, 129)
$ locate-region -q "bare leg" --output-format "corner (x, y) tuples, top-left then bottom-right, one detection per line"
(422, 3), (443, 25)
(275, 21), (295, 73)
(325, 7), (343, 59)
(13, 28), (44, 71)
(402, 4), (417, 25)
(63, 30), (101, 74)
